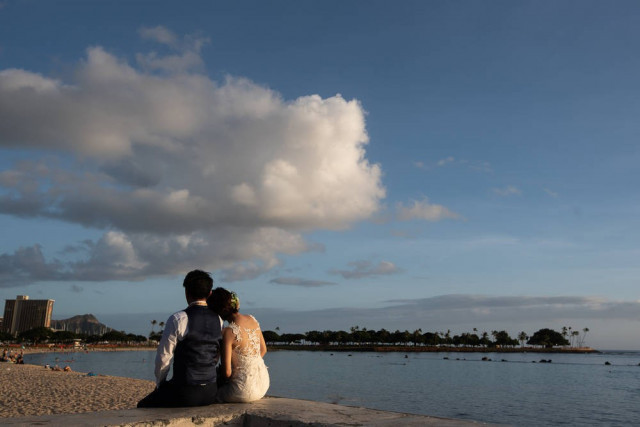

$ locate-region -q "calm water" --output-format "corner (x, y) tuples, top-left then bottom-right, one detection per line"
(25, 350), (640, 426)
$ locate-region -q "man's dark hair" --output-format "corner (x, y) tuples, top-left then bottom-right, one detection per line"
(183, 270), (213, 300)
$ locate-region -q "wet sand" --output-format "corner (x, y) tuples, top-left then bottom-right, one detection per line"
(0, 362), (155, 418)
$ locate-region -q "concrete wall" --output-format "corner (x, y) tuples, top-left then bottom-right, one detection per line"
(1, 396), (494, 426)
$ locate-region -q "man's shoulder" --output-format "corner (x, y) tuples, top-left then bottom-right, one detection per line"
(184, 305), (220, 319)
(167, 310), (188, 322)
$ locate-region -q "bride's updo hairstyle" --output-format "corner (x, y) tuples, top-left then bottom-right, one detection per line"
(209, 287), (239, 321)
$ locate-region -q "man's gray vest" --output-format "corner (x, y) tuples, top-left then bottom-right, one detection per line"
(172, 305), (222, 385)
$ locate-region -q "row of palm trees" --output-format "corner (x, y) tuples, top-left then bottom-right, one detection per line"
(150, 320), (165, 335)
(146, 318), (590, 348)
(263, 325), (590, 348)
(562, 326), (590, 347)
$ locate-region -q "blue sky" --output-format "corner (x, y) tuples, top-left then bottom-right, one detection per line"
(1, 1), (639, 349)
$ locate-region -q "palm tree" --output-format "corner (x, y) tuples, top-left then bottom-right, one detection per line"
(571, 330), (579, 347)
(491, 330), (498, 346)
(412, 328), (423, 346)
(518, 331), (528, 347)
(481, 331), (489, 347)
(578, 328), (589, 347)
(159, 321), (165, 332)
(444, 329), (453, 345)
(561, 326), (569, 347)
(150, 319), (157, 334)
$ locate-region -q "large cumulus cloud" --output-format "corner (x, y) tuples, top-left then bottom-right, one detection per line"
(0, 28), (385, 285)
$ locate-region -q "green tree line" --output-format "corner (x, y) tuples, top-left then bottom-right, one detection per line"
(0, 327), (148, 345)
(262, 326), (586, 349)
(1, 324), (588, 349)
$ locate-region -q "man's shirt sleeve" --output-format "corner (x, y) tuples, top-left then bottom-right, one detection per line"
(154, 311), (188, 386)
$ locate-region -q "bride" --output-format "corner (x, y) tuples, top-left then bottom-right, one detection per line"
(208, 287), (270, 402)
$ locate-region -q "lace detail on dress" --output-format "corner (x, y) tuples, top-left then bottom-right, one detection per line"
(218, 315), (270, 403)
(229, 322), (242, 343)
(229, 315), (262, 358)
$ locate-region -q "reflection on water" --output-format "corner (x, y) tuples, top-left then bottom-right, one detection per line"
(26, 349), (640, 426)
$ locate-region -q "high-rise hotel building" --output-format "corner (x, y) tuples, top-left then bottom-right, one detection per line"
(2, 295), (54, 336)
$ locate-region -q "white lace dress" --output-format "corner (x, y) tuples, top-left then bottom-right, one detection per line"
(217, 316), (270, 402)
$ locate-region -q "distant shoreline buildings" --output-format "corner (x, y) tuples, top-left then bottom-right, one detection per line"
(2, 295), (55, 336)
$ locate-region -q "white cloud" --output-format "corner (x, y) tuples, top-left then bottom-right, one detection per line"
(414, 158), (492, 173)
(138, 26), (209, 53)
(0, 69), (61, 92)
(0, 52), (384, 229)
(466, 160), (493, 173)
(330, 260), (399, 279)
(0, 30), (384, 284)
(544, 187), (559, 198)
(0, 245), (65, 286)
(413, 161), (427, 170)
(270, 277), (337, 287)
(396, 198), (461, 222)
(136, 51), (205, 74)
(387, 294), (608, 310)
(492, 185), (522, 197)
(136, 27), (209, 73)
(139, 26), (180, 48)
(437, 156), (455, 167)
(0, 226), (321, 286)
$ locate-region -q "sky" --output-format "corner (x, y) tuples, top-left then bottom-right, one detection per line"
(0, 1), (639, 350)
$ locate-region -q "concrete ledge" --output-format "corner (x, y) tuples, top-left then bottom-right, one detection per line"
(0, 396), (493, 426)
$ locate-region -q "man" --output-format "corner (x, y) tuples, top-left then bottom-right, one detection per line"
(137, 270), (223, 407)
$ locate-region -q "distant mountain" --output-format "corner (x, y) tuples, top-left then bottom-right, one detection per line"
(51, 314), (112, 336)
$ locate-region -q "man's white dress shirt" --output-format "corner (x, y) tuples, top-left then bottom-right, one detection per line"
(154, 301), (223, 386)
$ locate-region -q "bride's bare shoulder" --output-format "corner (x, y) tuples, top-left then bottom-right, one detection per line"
(237, 313), (260, 328)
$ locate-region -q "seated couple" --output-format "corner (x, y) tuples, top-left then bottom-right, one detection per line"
(137, 270), (269, 408)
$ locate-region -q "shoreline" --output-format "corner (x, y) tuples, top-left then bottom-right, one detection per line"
(8, 344), (601, 359)
(5, 345), (157, 356)
(266, 345), (600, 353)
(7, 344), (601, 357)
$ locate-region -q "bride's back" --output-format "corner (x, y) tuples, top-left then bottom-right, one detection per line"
(228, 313), (262, 358)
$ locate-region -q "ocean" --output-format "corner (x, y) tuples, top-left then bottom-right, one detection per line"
(25, 349), (640, 426)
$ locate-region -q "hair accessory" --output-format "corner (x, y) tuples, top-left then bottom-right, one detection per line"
(230, 292), (240, 310)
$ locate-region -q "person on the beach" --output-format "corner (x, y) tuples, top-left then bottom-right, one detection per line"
(208, 287), (270, 402)
(137, 270), (223, 408)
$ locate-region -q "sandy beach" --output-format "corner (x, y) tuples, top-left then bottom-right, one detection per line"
(0, 362), (155, 418)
